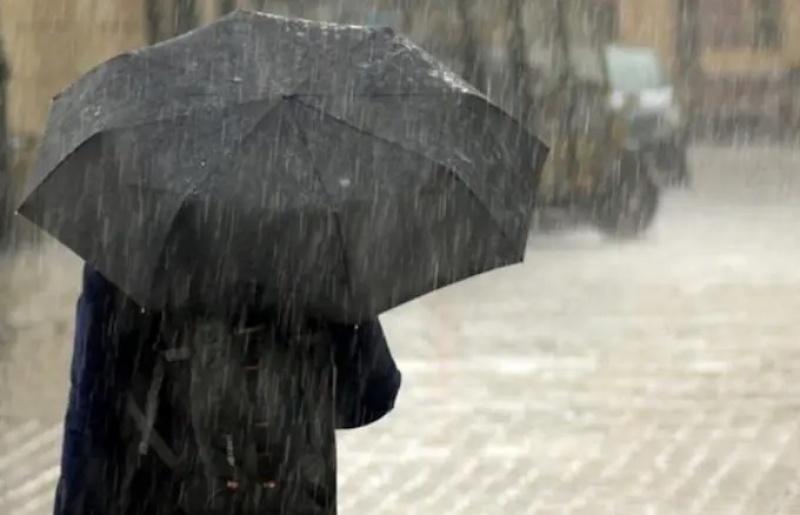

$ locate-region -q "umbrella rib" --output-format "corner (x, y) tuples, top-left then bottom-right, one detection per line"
(179, 96), (287, 199)
(19, 132), (103, 214)
(34, 96), (289, 189)
(143, 192), (192, 307)
(107, 97), (282, 137)
(145, 96), (290, 287)
(291, 97), (521, 247)
(227, 97), (289, 154)
(143, 98), (291, 301)
(287, 110), (356, 311)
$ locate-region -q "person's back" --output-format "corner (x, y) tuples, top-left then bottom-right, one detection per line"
(56, 265), (401, 514)
(150, 311), (338, 513)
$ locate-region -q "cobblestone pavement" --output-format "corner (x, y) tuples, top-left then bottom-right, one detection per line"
(2, 145), (800, 514)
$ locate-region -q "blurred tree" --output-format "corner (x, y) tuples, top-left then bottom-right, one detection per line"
(0, 36), (9, 247)
(676, 0), (698, 70)
(146, 0), (167, 42)
(249, 0), (271, 11)
(753, 0), (782, 50)
(175, 0), (199, 34)
(593, 1), (617, 43)
(456, 1), (486, 92)
(506, 0), (537, 130)
(146, 0), (199, 43)
(395, 0), (414, 33)
(676, 0), (699, 135)
(287, 0), (312, 16)
(220, 0), (237, 14)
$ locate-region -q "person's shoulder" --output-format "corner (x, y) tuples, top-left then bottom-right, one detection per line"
(79, 264), (160, 332)
(81, 263), (118, 303)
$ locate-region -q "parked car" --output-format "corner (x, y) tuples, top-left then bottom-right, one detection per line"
(507, 1), (662, 236)
(284, 0), (663, 237)
(606, 44), (690, 186)
(400, 0), (664, 236)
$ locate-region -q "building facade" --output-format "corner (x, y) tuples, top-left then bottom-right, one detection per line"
(614, 0), (800, 137)
(1, 0), (797, 177)
(0, 0), (254, 206)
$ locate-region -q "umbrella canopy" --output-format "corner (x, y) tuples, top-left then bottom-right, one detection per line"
(19, 10), (547, 322)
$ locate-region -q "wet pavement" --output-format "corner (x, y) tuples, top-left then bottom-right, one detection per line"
(2, 145), (800, 514)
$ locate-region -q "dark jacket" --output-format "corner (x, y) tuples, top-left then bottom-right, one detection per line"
(55, 264), (401, 514)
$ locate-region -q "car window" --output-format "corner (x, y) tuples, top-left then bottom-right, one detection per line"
(606, 46), (668, 92)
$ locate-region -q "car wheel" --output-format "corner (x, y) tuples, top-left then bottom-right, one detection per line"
(596, 152), (660, 238)
(675, 145), (691, 187)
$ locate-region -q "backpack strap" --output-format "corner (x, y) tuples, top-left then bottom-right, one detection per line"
(124, 345), (191, 469)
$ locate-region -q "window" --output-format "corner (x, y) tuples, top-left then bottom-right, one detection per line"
(699, 0), (784, 50)
(606, 46), (668, 93)
(698, 0), (748, 49)
(753, 0), (782, 50)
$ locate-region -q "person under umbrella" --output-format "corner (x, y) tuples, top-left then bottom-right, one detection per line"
(20, 10), (546, 515)
(55, 264), (400, 514)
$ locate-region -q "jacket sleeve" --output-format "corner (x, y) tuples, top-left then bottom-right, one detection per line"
(54, 264), (160, 515)
(332, 320), (402, 430)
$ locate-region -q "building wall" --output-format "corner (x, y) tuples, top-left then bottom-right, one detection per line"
(786, 0), (800, 64)
(617, 0), (677, 70)
(4, 0), (800, 138)
(697, 0), (797, 76)
(616, 0), (800, 77)
(0, 0), (298, 141)
(1, 0), (147, 138)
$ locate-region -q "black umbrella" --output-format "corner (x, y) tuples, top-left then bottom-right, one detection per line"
(19, 10), (547, 322)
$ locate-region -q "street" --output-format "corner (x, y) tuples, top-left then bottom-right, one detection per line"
(2, 144), (800, 514)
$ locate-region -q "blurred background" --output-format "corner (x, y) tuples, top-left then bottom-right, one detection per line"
(1, 1), (800, 514)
